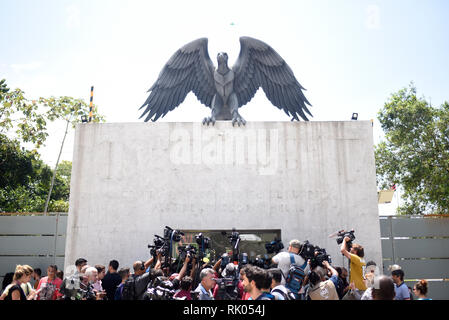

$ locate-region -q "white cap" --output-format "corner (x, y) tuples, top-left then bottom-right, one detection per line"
(388, 264), (401, 271)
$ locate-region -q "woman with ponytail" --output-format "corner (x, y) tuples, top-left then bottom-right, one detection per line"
(3, 265), (38, 300)
(413, 279), (432, 300)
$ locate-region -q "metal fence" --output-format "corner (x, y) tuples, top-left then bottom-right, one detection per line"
(0, 213), (67, 287)
(380, 215), (449, 300)
(1, 214), (448, 299)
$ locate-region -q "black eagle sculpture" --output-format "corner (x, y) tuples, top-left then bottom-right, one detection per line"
(140, 36), (312, 126)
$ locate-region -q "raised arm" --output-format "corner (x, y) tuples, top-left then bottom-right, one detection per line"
(154, 252), (162, 270)
(340, 237), (352, 260)
(322, 261), (338, 277)
(144, 256), (155, 271)
(213, 258), (222, 273)
(176, 255), (191, 281)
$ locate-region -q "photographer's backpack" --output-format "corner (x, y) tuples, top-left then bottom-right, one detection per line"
(284, 253), (306, 299)
(121, 275), (137, 300)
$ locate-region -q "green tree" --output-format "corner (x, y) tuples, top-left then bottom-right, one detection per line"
(375, 84), (449, 215)
(0, 79), (48, 149)
(0, 133), (34, 189)
(0, 133), (52, 212)
(0, 134), (73, 212)
(1, 79), (105, 213)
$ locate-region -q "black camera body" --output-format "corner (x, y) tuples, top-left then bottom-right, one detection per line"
(225, 228), (241, 263)
(265, 238), (284, 254)
(164, 226), (184, 242)
(299, 240), (316, 261)
(148, 235), (167, 257)
(250, 254), (272, 270)
(178, 244), (197, 260)
(312, 247), (332, 269)
(195, 233), (211, 251)
(229, 229), (240, 247)
(148, 226), (185, 274)
(336, 230), (356, 249)
(214, 276), (240, 300)
(220, 253), (230, 269)
(144, 276), (177, 300)
(299, 240), (332, 269)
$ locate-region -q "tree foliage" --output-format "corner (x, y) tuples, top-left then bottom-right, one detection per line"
(0, 134), (72, 212)
(0, 80), (47, 149)
(0, 79), (104, 212)
(375, 84), (449, 215)
(0, 79), (104, 149)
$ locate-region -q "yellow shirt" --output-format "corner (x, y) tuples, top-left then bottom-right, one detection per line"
(349, 253), (367, 291)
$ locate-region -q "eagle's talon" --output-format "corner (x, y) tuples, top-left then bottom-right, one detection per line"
(232, 115), (246, 127)
(203, 117), (216, 126)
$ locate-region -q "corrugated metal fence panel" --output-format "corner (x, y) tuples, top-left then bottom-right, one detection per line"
(380, 215), (449, 300)
(0, 216), (60, 235)
(393, 238), (449, 259)
(379, 217), (392, 238)
(57, 216), (68, 235)
(392, 216), (449, 237)
(398, 259), (449, 279)
(381, 238), (393, 259)
(0, 236), (66, 255)
(0, 256), (65, 277)
(0, 215), (67, 279)
(405, 281), (449, 301)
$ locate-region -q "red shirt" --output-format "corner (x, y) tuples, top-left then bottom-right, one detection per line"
(242, 291), (251, 300)
(36, 276), (63, 300)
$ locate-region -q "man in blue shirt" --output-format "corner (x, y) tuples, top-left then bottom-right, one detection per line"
(391, 269), (410, 300)
(194, 268), (216, 300)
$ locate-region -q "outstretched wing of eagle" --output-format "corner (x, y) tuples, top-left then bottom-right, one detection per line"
(140, 36), (312, 125)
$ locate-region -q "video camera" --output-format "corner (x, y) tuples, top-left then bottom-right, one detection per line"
(164, 226), (184, 242)
(312, 247), (332, 269)
(148, 235), (166, 257)
(220, 228), (241, 263)
(144, 276), (178, 300)
(228, 228), (240, 247)
(218, 252), (248, 272)
(215, 262), (240, 300)
(214, 277), (240, 300)
(195, 233), (211, 252)
(148, 226), (185, 273)
(265, 238), (284, 254)
(299, 240), (332, 269)
(177, 244), (197, 261)
(250, 254), (273, 270)
(336, 229), (356, 249)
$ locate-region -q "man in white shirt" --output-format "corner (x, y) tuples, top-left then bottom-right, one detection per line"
(271, 239), (306, 285)
(268, 268), (290, 300)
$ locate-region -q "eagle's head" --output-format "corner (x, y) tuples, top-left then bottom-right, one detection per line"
(217, 52), (228, 65)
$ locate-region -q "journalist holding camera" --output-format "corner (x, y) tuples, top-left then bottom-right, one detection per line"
(271, 239), (306, 285)
(307, 260), (339, 300)
(338, 230), (367, 293)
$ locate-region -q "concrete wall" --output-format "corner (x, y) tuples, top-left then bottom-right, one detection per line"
(65, 121), (381, 270)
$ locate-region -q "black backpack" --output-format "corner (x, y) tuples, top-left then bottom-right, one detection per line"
(121, 275), (137, 300)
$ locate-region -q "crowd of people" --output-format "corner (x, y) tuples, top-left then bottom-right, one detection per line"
(0, 237), (432, 301)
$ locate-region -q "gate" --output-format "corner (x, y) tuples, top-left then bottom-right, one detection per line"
(380, 215), (449, 299)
